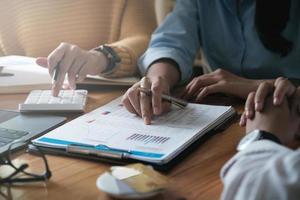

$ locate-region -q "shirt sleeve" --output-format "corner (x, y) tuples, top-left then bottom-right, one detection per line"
(103, 0), (157, 78)
(221, 140), (300, 200)
(138, 0), (201, 84)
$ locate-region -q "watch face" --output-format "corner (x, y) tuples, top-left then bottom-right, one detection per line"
(237, 130), (260, 151)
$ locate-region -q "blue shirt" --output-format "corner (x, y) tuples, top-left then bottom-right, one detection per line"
(139, 0), (300, 83)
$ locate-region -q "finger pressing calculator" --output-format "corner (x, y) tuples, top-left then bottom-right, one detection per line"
(19, 90), (88, 112)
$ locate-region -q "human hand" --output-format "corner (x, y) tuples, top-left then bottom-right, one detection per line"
(182, 69), (266, 102)
(244, 94), (300, 147)
(240, 77), (296, 126)
(36, 42), (108, 96)
(122, 76), (171, 125)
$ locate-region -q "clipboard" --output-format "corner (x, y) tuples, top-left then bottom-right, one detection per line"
(29, 97), (237, 171)
(28, 111), (237, 171)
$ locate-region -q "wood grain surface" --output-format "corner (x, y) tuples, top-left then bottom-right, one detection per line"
(0, 86), (245, 200)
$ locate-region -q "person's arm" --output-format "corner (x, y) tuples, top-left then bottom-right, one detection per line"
(101, 0), (157, 78)
(221, 142), (300, 200)
(139, 0), (201, 84)
(122, 0), (200, 124)
(222, 86), (300, 200)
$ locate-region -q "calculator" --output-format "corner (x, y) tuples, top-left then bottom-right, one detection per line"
(19, 90), (88, 112)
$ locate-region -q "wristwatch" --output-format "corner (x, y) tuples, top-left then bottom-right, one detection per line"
(93, 45), (121, 74)
(237, 129), (282, 151)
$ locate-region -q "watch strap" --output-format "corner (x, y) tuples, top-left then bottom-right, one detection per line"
(93, 45), (121, 74)
(237, 129), (282, 151)
(257, 130), (282, 144)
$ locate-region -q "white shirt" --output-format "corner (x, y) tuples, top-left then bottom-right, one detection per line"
(221, 140), (300, 200)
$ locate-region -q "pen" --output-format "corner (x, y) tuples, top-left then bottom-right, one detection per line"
(52, 64), (60, 83)
(138, 87), (188, 109)
(66, 144), (129, 159)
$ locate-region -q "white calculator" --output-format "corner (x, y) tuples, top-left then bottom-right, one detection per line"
(19, 90), (88, 112)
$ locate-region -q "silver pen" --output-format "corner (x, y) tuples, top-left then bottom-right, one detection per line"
(66, 144), (128, 159)
(138, 87), (188, 109)
(52, 64), (60, 83)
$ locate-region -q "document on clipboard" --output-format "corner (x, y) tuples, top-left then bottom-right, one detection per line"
(32, 97), (236, 166)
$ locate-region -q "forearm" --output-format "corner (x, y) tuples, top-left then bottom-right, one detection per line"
(139, 0), (200, 84)
(221, 140), (300, 200)
(146, 60), (180, 89)
(101, 0), (156, 78)
(103, 35), (151, 77)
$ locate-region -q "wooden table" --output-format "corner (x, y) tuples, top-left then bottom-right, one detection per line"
(0, 86), (245, 200)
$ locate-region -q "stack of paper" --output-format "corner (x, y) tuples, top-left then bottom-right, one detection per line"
(0, 56), (52, 94)
(0, 55), (139, 94)
(84, 75), (139, 86)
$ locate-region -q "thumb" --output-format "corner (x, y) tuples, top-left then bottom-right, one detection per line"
(36, 57), (48, 68)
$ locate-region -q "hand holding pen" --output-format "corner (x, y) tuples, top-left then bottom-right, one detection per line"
(122, 76), (188, 125)
(35, 42), (108, 96)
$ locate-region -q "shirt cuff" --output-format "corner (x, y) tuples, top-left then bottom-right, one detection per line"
(220, 140), (291, 179)
(138, 47), (193, 84)
(239, 140), (290, 154)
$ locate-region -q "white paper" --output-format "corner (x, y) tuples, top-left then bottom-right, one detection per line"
(33, 97), (234, 162)
(0, 56), (52, 93)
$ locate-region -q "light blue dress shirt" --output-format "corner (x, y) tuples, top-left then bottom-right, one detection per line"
(139, 0), (300, 84)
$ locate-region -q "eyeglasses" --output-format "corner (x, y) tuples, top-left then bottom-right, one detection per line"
(0, 140), (51, 184)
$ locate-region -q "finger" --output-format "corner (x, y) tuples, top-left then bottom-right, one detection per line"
(151, 77), (163, 115)
(185, 73), (214, 90)
(51, 62), (65, 96)
(52, 50), (77, 96)
(36, 57), (48, 68)
(48, 43), (68, 76)
(122, 95), (137, 115)
(67, 73), (77, 90)
(239, 112), (247, 127)
(245, 91), (255, 119)
(67, 56), (86, 89)
(254, 82), (273, 111)
(273, 77), (295, 105)
(183, 74), (210, 98)
(195, 82), (225, 102)
(183, 75), (217, 100)
(140, 77), (152, 125)
(62, 83), (71, 90)
(127, 82), (142, 116)
(77, 59), (90, 82)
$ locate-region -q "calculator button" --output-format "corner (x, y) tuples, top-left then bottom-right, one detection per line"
(19, 90), (88, 112)
(38, 98), (50, 104)
(49, 98), (61, 104)
(41, 91), (51, 96)
(25, 98), (37, 104)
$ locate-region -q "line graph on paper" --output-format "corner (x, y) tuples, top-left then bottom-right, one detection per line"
(126, 133), (170, 145)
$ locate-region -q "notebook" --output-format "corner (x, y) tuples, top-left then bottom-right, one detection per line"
(0, 56), (52, 94)
(83, 75), (139, 86)
(31, 96), (236, 168)
(0, 56), (138, 94)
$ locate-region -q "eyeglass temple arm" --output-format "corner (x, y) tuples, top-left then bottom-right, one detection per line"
(0, 164), (28, 183)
